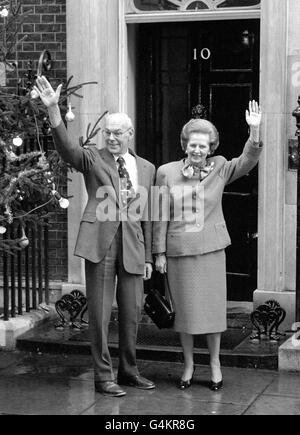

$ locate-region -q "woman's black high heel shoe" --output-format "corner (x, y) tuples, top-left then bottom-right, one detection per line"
(210, 364), (223, 391)
(210, 380), (223, 392)
(178, 367), (196, 390)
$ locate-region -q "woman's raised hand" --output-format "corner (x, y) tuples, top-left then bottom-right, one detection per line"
(33, 76), (63, 108)
(246, 100), (262, 129)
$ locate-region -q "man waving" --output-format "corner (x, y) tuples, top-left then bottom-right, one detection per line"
(34, 77), (156, 397)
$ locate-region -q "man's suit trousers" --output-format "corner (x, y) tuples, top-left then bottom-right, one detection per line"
(85, 228), (144, 382)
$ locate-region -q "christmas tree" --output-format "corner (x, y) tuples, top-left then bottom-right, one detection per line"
(0, 1), (105, 253)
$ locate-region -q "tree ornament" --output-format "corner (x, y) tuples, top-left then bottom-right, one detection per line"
(58, 197), (70, 209)
(13, 136), (23, 147)
(65, 103), (75, 122)
(18, 227), (29, 249)
(52, 190), (70, 209)
(0, 7), (9, 18)
(30, 89), (39, 100)
(0, 226), (7, 235)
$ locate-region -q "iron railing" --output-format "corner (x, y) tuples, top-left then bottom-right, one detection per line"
(1, 220), (49, 320)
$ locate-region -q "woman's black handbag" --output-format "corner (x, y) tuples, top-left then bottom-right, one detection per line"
(144, 274), (175, 330)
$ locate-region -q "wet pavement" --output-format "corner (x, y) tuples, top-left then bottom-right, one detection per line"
(0, 351), (299, 415)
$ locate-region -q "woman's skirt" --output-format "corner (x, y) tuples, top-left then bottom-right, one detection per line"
(167, 250), (227, 335)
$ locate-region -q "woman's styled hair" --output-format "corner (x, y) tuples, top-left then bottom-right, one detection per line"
(180, 119), (220, 154)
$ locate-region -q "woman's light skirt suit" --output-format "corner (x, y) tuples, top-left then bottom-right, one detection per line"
(168, 250), (227, 335)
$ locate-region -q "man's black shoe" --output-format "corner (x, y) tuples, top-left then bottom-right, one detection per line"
(118, 375), (156, 390)
(95, 381), (127, 397)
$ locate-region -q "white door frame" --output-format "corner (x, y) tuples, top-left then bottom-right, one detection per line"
(125, 9), (260, 24)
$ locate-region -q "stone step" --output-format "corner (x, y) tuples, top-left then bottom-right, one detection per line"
(16, 315), (287, 371)
(279, 336), (300, 372)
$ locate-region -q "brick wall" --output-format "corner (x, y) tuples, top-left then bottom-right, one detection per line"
(22, 0), (68, 281)
(2, 0), (68, 282)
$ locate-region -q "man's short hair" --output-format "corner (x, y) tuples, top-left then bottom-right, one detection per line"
(105, 113), (134, 129)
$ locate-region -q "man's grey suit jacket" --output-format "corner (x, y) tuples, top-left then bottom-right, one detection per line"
(52, 122), (156, 275)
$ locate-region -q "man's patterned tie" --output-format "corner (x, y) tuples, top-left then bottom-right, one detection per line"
(117, 156), (135, 205)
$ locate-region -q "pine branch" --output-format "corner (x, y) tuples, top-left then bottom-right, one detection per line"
(80, 111), (109, 147)
(0, 239), (22, 255)
(0, 1), (31, 63)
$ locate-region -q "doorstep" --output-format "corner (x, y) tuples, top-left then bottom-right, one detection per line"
(16, 306), (287, 371)
(0, 305), (57, 351)
(279, 336), (300, 372)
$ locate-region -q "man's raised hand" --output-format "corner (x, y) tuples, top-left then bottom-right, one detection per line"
(34, 76), (62, 108)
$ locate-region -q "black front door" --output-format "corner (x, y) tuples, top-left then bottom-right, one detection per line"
(136, 20), (260, 301)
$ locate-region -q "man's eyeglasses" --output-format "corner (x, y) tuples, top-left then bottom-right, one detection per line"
(102, 128), (131, 139)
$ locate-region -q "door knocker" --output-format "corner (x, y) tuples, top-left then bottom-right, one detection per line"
(200, 48), (211, 60)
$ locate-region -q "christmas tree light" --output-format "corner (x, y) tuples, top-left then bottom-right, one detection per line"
(12, 136), (23, 147)
(0, 7), (9, 18)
